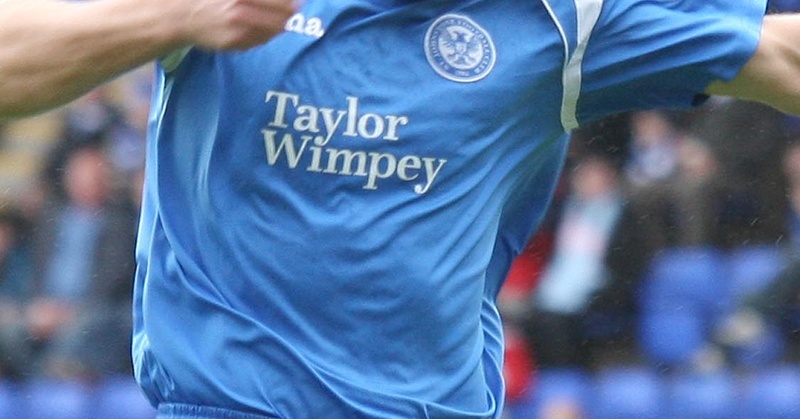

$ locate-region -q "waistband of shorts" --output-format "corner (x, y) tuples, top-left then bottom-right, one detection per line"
(157, 403), (279, 419)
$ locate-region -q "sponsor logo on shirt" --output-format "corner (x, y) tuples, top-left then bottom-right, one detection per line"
(260, 91), (447, 194)
(424, 14), (496, 83)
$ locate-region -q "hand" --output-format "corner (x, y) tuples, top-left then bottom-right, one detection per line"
(172, 0), (299, 50)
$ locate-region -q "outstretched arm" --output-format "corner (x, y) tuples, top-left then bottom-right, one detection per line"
(706, 14), (800, 115)
(0, 0), (296, 120)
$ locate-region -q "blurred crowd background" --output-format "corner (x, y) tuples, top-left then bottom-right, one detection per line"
(501, 3), (800, 418)
(0, 65), (150, 418)
(2, 3), (800, 417)
(502, 101), (800, 418)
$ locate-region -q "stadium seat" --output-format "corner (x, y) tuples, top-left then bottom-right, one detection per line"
(638, 309), (708, 368)
(637, 247), (730, 368)
(20, 378), (92, 419)
(664, 370), (737, 419)
(728, 322), (786, 368)
(725, 245), (788, 368)
(739, 365), (800, 418)
(505, 368), (591, 419)
(0, 380), (21, 418)
(590, 366), (665, 419)
(639, 247), (730, 315)
(92, 375), (158, 419)
(727, 245), (787, 303)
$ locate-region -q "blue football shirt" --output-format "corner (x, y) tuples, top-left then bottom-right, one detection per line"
(133, 0), (766, 417)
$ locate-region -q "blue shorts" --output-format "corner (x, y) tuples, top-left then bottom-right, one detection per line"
(157, 404), (279, 419)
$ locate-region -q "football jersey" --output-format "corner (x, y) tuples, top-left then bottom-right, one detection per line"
(133, 0), (766, 417)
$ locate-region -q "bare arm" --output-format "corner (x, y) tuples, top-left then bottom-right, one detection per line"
(0, 0), (296, 120)
(706, 14), (800, 116)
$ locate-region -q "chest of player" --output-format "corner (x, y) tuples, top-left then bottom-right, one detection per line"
(165, 0), (569, 198)
(218, 1), (565, 142)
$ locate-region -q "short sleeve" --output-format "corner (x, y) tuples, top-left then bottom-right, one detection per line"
(577, 0), (768, 125)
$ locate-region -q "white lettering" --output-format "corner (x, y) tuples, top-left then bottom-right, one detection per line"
(357, 113), (385, 139)
(325, 149), (368, 176)
(307, 140), (325, 173)
(416, 158), (448, 194)
(262, 129), (312, 168)
(383, 115), (408, 141)
(285, 13), (325, 38)
(266, 91), (409, 142)
(265, 91), (299, 129)
(285, 14), (306, 34)
(305, 17), (325, 37)
(397, 155), (422, 181)
(318, 108), (346, 146)
(294, 105), (321, 133)
(364, 153), (397, 190)
(262, 91), (445, 194)
(344, 96), (359, 137)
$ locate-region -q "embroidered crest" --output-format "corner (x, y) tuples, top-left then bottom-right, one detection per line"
(424, 14), (496, 83)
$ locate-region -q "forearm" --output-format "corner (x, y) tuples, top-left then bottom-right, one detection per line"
(0, 0), (187, 120)
(707, 15), (800, 116)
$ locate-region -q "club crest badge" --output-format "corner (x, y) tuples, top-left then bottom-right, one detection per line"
(424, 14), (496, 83)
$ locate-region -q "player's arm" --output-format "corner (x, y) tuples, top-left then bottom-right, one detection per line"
(706, 14), (800, 116)
(0, 0), (296, 120)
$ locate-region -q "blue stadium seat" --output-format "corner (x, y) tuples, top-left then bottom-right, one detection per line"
(92, 375), (158, 419)
(21, 378), (92, 419)
(637, 247), (730, 368)
(0, 380), (21, 418)
(590, 366), (665, 419)
(729, 322), (786, 368)
(638, 309), (707, 367)
(505, 368), (590, 419)
(639, 247), (730, 314)
(726, 245), (788, 368)
(727, 245), (787, 303)
(664, 370), (737, 419)
(739, 365), (800, 419)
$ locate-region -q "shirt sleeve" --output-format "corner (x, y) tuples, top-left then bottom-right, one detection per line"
(576, 0), (768, 125)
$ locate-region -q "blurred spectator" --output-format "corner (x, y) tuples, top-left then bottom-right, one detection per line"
(499, 166), (567, 325)
(689, 100), (790, 246)
(0, 209), (33, 301)
(663, 137), (727, 247)
(716, 254), (800, 364)
(503, 326), (535, 403)
(104, 66), (151, 176)
(24, 144), (138, 379)
(770, 0), (800, 12)
(499, 230), (554, 324)
(623, 111), (682, 188)
(0, 208), (35, 379)
(525, 154), (623, 367)
(41, 82), (147, 204)
(783, 141), (800, 249)
(587, 135), (733, 363)
(539, 400), (585, 419)
(712, 139), (800, 364)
